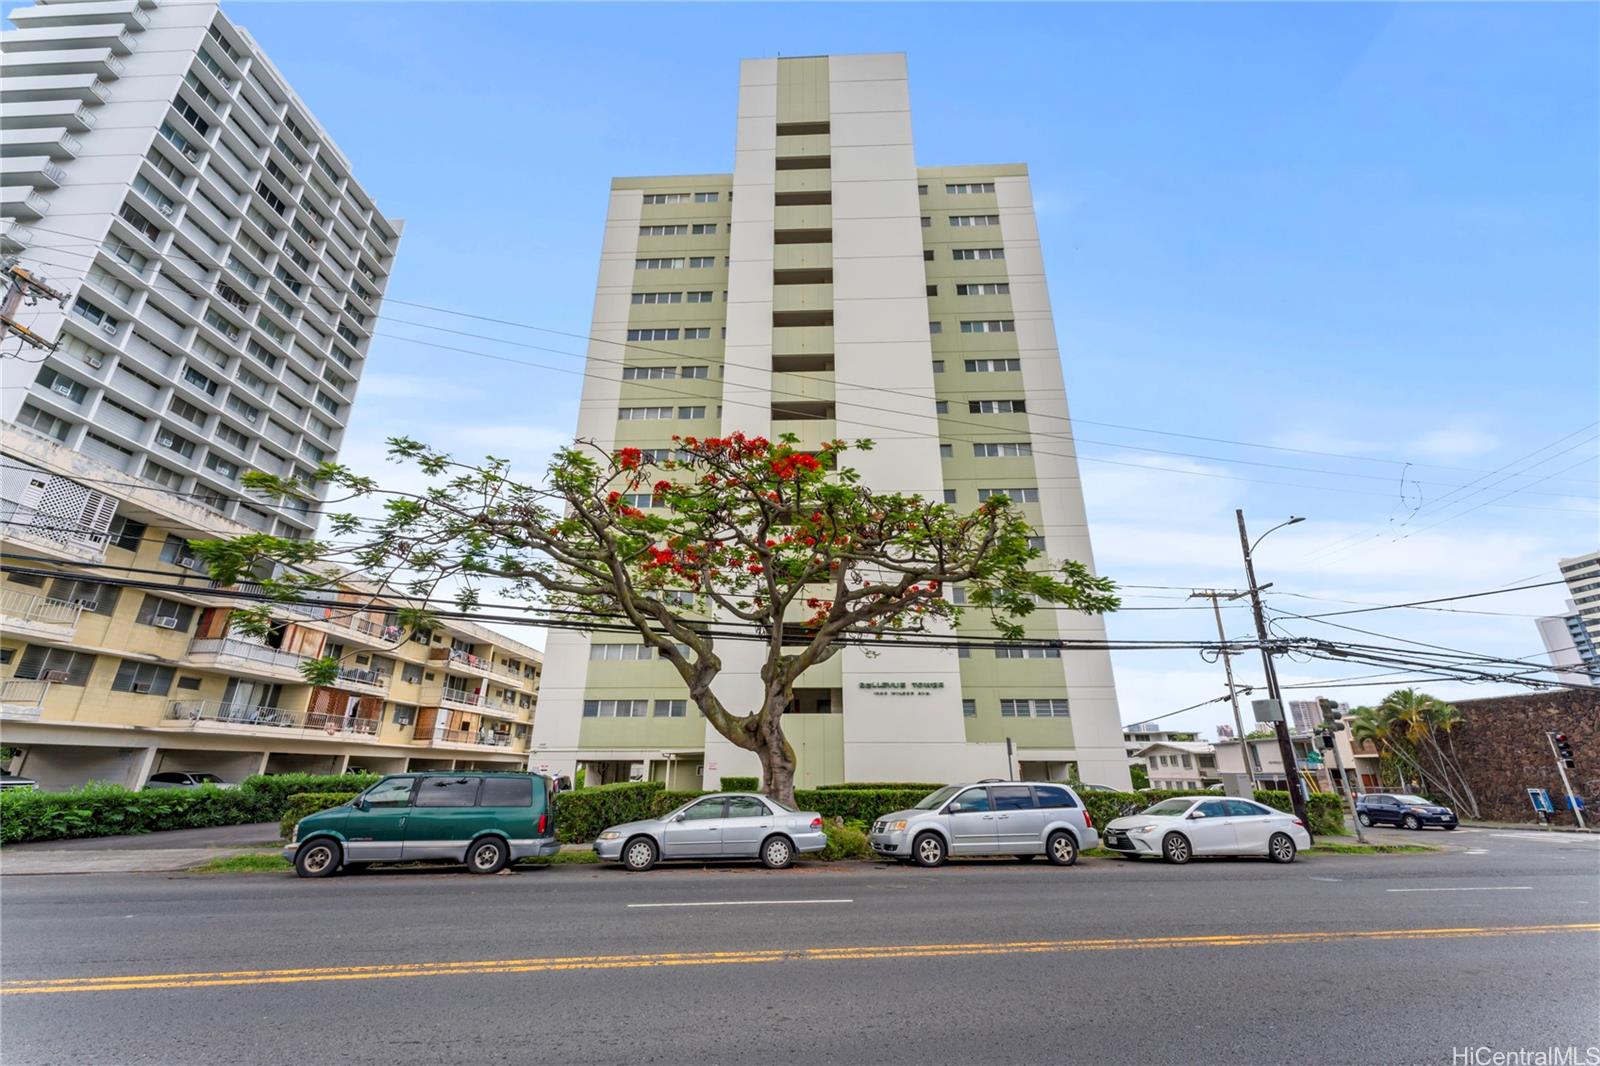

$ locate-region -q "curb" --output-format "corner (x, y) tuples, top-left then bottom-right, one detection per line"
(1457, 821), (1597, 835)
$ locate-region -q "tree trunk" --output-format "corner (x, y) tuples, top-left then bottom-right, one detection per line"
(753, 699), (798, 809)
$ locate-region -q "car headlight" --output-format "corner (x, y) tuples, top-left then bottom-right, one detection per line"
(891, 820), (908, 832)
(1408, 806), (1429, 813)
(1129, 824), (1157, 833)
(597, 831), (621, 841)
(290, 824), (298, 844)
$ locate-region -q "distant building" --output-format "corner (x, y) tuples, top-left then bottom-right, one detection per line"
(1134, 741), (1219, 791)
(1536, 600), (1597, 686)
(1216, 723), (1234, 739)
(1561, 551), (1600, 632)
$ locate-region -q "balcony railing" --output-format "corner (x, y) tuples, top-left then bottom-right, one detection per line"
(433, 727), (512, 748)
(1, 588), (83, 634)
(440, 689), (482, 710)
(165, 700), (379, 736)
(0, 679), (50, 719)
(186, 638), (309, 676)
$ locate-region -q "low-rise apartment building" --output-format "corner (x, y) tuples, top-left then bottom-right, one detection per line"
(1136, 740), (1220, 791)
(1212, 729), (1381, 795)
(1, 427), (541, 790)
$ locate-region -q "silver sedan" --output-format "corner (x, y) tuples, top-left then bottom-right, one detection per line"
(594, 793), (829, 871)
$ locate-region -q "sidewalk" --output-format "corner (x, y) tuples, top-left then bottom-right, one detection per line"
(1, 822), (283, 876)
(1456, 819), (1596, 834)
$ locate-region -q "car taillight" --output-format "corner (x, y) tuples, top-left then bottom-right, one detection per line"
(1292, 817), (1304, 827)
(1083, 808), (1093, 829)
(538, 813), (547, 834)
(810, 817), (823, 830)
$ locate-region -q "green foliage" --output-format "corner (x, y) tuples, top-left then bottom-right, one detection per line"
(1128, 764), (1150, 790)
(192, 852), (292, 873)
(236, 773), (378, 819)
(1305, 841), (1433, 855)
(573, 767), (587, 791)
(718, 776), (759, 792)
(794, 788), (933, 824)
(517, 849), (601, 866)
(552, 781), (664, 843)
(279, 792), (359, 840)
(812, 820), (873, 861)
(813, 782), (945, 792)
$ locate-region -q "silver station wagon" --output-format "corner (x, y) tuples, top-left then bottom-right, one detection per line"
(869, 781), (1099, 867)
(595, 792), (829, 871)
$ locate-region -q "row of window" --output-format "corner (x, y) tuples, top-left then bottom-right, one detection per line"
(588, 642), (693, 661)
(620, 365), (709, 380)
(636, 257), (720, 270)
(617, 406), (706, 421)
(581, 698), (690, 718)
(630, 291), (716, 304)
(625, 328), (713, 342)
(642, 192), (720, 204)
(640, 224), (719, 237)
(976, 487), (1041, 503)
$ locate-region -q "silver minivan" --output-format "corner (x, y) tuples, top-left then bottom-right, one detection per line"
(869, 781), (1099, 867)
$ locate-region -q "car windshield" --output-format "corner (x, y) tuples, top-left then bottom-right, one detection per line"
(915, 786), (962, 810)
(1141, 799), (1197, 817)
(1394, 795), (1431, 805)
(194, 773), (223, 782)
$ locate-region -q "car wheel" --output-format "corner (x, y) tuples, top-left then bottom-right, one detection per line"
(1268, 832), (1297, 864)
(1357, 812), (1372, 827)
(1046, 831), (1078, 867)
(622, 836), (658, 872)
(1402, 814), (1421, 831)
(1161, 833), (1192, 865)
(293, 837), (341, 878)
(760, 835), (795, 869)
(466, 837), (509, 875)
(912, 832), (947, 868)
(1443, 824), (1457, 831)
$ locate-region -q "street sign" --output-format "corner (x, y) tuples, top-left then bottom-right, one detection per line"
(1303, 751), (1324, 768)
(1251, 698), (1284, 723)
(1527, 788), (1553, 814)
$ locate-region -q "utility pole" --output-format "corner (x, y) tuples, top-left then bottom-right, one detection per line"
(1319, 698), (1365, 843)
(1235, 509), (1313, 838)
(1191, 589), (1255, 787)
(1546, 732), (1585, 830)
(1, 259), (70, 353)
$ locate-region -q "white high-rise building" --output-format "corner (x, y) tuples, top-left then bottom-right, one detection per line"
(1, 0), (400, 538)
(530, 54), (1127, 790)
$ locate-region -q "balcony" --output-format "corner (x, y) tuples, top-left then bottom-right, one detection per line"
(0, 589), (83, 641)
(0, 679), (49, 721)
(770, 418), (837, 452)
(773, 204), (832, 244)
(1, 100), (99, 131)
(1, 220), (34, 253)
(162, 700), (379, 740)
(431, 646), (494, 679)
(0, 74), (114, 103)
(771, 370), (835, 407)
(1, 514), (108, 563)
(185, 638), (310, 683)
(8, 157), (68, 188)
(439, 688), (486, 714)
(0, 24), (139, 55)
(775, 132), (830, 168)
(417, 722), (515, 750)
(772, 324), (833, 361)
(1, 126), (81, 160)
(774, 168), (832, 206)
(0, 187), (50, 220)
(332, 666), (389, 697)
(0, 48), (126, 80)
(9, 2), (152, 31)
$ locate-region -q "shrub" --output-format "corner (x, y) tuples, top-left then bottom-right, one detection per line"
(717, 776), (759, 792)
(236, 773), (379, 819)
(794, 788), (932, 825)
(0, 782), (256, 846)
(813, 782), (945, 793)
(279, 792), (360, 840)
(552, 781), (663, 843)
(811, 820), (873, 861)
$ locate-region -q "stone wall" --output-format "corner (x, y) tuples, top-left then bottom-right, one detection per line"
(1449, 688), (1598, 823)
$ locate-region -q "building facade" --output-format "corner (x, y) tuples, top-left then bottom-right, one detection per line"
(2, 0), (399, 539)
(1536, 600), (1597, 687)
(530, 54), (1126, 791)
(2, 428), (541, 790)
(1136, 741), (1219, 791)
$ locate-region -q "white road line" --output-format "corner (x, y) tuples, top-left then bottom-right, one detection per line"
(627, 899), (855, 909)
(1385, 886), (1533, 893)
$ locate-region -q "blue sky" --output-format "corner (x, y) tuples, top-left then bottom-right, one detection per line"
(226, 2), (1597, 733)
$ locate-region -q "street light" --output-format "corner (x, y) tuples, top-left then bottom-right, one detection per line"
(1235, 510), (1313, 838)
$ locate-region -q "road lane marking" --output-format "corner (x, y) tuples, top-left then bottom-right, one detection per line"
(627, 899), (854, 909)
(1385, 886), (1532, 893)
(5, 923), (1595, 996)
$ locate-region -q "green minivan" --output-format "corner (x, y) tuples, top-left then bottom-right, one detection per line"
(283, 772), (558, 877)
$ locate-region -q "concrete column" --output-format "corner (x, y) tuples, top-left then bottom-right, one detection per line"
(129, 746), (160, 790)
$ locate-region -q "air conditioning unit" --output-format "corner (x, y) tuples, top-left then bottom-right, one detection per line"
(99, 320), (118, 336)
(182, 148), (200, 163)
(243, 411), (258, 423)
(83, 353), (104, 369)
(177, 553), (197, 567)
(154, 616), (180, 629)
(129, 682), (153, 693)
(157, 203), (174, 218)
(43, 670), (70, 683)
(71, 598), (99, 610)
(52, 381), (75, 397)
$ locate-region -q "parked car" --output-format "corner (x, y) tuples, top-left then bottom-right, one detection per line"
(595, 793), (827, 871)
(284, 772), (558, 878)
(1102, 796), (1310, 864)
(0, 772), (38, 791)
(1074, 783), (1121, 793)
(1356, 793), (1457, 830)
(143, 771), (231, 790)
(868, 781), (1098, 867)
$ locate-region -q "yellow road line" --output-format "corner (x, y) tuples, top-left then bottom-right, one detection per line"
(6, 923), (1595, 996)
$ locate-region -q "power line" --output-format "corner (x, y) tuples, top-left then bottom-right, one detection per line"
(1287, 579), (1568, 619)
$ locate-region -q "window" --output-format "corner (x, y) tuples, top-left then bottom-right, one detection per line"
(204, 453), (240, 480)
(927, 285), (938, 297)
(16, 404), (71, 441)
(934, 401), (949, 414)
(1000, 698), (1070, 718)
(618, 406), (673, 420)
(48, 577), (120, 615)
(135, 595), (194, 630)
(969, 399), (1026, 414)
(226, 395), (261, 424)
(938, 444), (953, 459)
(14, 645), (96, 686)
(965, 358), (1022, 372)
(581, 699), (649, 718)
(973, 442), (1032, 457)
(480, 777), (534, 807)
(73, 297), (118, 331)
(108, 516), (147, 552)
(960, 320), (1016, 333)
(680, 365), (709, 379)
(950, 214), (1000, 227)
(727, 796), (769, 818)
(678, 406), (706, 419)
(1027, 536), (1046, 551)
(415, 777), (482, 807)
(683, 327), (711, 340)
(236, 366), (268, 397)
(946, 182), (997, 194)
(691, 223), (717, 235)
(618, 493), (660, 508)
(589, 643), (657, 661)
(918, 184), (929, 195)
(693, 191), (719, 203)
(994, 643), (1060, 658)
(245, 340), (279, 369)
(681, 798), (726, 820)
(35, 367), (87, 405)
(962, 699), (977, 717)
(924, 249), (935, 262)
(627, 328), (679, 342)
(631, 292), (682, 304)
(105, 236), (149, 273)
(143, 461), (183, 488)
(957, 283), (1010, 296)
(640, 224), (688, 237)
(928, 321), (942, 334)
(952, 247), (1005, 261)
(686, 291), (714, 303)
(931, 360), (945, 373)
(943, 489), (957, 504)
(688, 257), (717, 268)
(111, 660), (175, 696)
(948, 788), (991, 813)
(992, 785), (1035, 811)
(921, 216), (932, 228)
(642, 193), (689, 205)
(401, 663), (423, 684)
(621, 366), (676, 381)
(1034, 785), (1077, 808)
(635, 258), (684, 270)
(977, 487), (1040, 503)
(654, 699), (688, 717)
(173, 96), (210, 135)
(156, 428), (196, 459)
(216, 424), (250, 451)
(314, 391), (341, 416)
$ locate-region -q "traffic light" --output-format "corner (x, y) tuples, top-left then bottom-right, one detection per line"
(1555, 733), (1575, 769)
(1318, 730), (1335, 750)
(1318, 698), (1345, 731)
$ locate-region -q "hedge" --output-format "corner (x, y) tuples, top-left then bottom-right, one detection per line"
(280, 792), (359, 840)
(717, 776), (759, 792)
(551, 780), (663, 843)
(0, 773), (385, 847)
(814, 783), (945, 793)
(651, 790), (710, 817)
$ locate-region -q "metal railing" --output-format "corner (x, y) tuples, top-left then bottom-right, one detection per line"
(336, 666), (388, 690)
(187, 638), (308, 673)
(165, 700), (378, 736)
(440, 689), (483, 708)
(1, 589), (84, 628)
(442, 647), (492, 671)
(435, 728), (512, 748)
(1, 679), (50, 709)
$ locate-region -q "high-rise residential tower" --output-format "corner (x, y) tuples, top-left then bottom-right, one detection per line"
(1, 0), (399, 538)
(531, 54), (1127, 790)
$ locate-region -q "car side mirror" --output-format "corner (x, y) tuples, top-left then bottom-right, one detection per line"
(352, 798), (369, 811)
(1188, 811), (1206, 819)
(674, 814), (687, 823)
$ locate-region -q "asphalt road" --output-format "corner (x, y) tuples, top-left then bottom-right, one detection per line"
(2, 826), (1597, 1066)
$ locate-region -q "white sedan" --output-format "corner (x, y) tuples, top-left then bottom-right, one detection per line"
(1102, 796), (1312, 864)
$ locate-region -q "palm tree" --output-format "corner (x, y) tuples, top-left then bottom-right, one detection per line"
(1372, 689), (1479, 817)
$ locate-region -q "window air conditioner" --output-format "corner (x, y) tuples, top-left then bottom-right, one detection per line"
(99, 320), (118, 335)
(43, 670), (70, 683)
(51, 381), (75, 397)
(129, 682), (153, 693)
(157, 203), (174, 218)
(177, 553), (197, 567)
(182, 148), (199, 163)
(154, 616), (180, 629)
